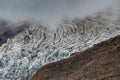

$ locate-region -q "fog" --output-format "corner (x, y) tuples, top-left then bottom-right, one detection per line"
(0, 0), (119, 26)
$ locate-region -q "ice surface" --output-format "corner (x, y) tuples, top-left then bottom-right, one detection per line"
(0, 12), (120, 80)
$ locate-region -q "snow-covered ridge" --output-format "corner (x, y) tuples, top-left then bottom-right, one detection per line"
(0, 11), (120, 80)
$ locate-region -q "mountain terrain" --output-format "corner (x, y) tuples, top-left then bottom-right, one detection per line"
(0, 10), (120, 80)
(31, 35), (120, 80)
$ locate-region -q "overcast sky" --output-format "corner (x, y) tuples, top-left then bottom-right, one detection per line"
(0, 0), (119, 26)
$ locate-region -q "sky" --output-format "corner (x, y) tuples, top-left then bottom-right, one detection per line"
(0, 0), (119, 26)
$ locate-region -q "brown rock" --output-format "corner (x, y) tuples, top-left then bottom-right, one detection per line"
(31, 35), (120, 80)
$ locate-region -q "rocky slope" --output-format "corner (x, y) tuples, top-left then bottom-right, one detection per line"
(31, 35), (120, 80)
(0, 11), (120, 80)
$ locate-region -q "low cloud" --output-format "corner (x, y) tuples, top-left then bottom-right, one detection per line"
(0, 0), (119, 26)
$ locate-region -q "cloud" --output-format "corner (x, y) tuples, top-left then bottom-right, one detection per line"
(0, 0), (119, 26)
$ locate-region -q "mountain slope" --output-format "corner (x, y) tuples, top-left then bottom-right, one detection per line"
(31, 35), (120, 80)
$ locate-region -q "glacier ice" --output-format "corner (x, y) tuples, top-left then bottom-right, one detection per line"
(0, 12), (120, 80)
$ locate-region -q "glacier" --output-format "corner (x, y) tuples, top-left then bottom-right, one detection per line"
(0, 11), (120, 80)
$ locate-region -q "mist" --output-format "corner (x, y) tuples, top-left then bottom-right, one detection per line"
(0, 0), (119, 26)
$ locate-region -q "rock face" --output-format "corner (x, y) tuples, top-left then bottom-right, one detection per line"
(0, 22), (29, 46)
(31, 35), (120, 80)
(0, 11), (120, 80)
